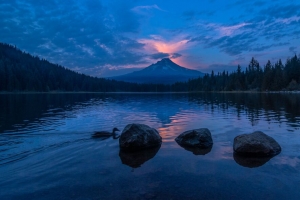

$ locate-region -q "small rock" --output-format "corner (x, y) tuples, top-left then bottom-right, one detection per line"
(119, 124), (162, 151)
(233, 131), (281, 156)
(175, 128), (213, 148)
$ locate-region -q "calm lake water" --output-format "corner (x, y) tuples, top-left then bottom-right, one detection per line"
(0, 93), (300, 200)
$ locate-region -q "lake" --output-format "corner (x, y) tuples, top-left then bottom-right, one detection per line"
(0, 93), (300, 200)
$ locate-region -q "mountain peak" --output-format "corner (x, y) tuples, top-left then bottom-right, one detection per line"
(112, 57), (204, 84)
(161, 57), (172, 61)
(144, 58), (183, 72)
(157, 57), (173, 64)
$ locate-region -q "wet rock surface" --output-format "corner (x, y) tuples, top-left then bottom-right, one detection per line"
(175, 128), (213, 148)
(233, 131), (281, 156)
(119, 124), (162, 151)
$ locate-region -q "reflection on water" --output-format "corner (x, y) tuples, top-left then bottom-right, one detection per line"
(119, 145), (161, 168)
(233, 153), (272, 168)
(0, 93), (300, 199)
(177, 144), (213, 155)
(1, 93), (300, 134)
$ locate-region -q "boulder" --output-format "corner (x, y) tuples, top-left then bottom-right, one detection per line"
(175, 128), (213, 148)
(233, 131), (281, 156)
(119, 124), (162, 151)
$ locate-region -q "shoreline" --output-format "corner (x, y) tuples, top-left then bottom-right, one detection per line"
(1, 90), (300, 94)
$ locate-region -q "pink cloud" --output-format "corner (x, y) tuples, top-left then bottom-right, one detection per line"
(138, 35), (193, 67)
(139, 36), (189, 53)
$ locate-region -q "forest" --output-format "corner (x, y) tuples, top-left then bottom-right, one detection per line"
(0, 42), (300, 92)
(187, 56), (300, 92)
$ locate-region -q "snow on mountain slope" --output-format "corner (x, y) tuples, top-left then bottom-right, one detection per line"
(111, 58), (204, 84)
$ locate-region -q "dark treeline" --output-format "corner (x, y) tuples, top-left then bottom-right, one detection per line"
(188, 56), (300, 91)
(0, 43), (173, 92)
(1, 42), (300, 92)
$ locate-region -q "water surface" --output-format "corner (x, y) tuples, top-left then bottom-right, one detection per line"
(0, 93), (300, 199)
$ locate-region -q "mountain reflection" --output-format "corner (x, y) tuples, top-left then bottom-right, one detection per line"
(1, 93), (300, 135)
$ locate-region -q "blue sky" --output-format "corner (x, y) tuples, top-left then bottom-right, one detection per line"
(1, 0), (300, 77)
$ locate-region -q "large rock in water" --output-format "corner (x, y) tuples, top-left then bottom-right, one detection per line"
(175, 128), (213, 148)
(233, 131), (281, 156)
(119, 124), (162, 151)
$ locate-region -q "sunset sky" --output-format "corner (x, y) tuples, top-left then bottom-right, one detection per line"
(1, 0), (300, 77)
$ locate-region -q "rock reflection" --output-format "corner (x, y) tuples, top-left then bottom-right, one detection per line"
(177, 144), (212, 155)
(119, 145), (161, 168)
(233, 153), (273, 168)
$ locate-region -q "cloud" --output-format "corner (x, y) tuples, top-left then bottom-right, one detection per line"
(131, 4), (165, 14)
(170, 53), (182, 59)
(230, 55), (247, 66)
(149, 52), (182, 59)
(202, 64), (236, 73)
(139, 35), (189, 55)
(93, 65), (142, 77)
(276, 16), (300, 24)
(259, 4), (300, 20)
(0, 0), (149, 77)
(202, 22), (252, 37)
(217, 23), (252, 37)
(289, 46), (297, 54)
(182, 10), (196, 20)
(188, 2), (300, 56)
(150, 52), (170, 59)
(1, 0), (299, 77)
(250, 42), (289, 52)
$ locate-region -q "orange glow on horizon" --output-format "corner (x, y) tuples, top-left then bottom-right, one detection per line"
(139, 37), (200, 69)
(153, 40), (189, 53)
(170, 56), (190, 69)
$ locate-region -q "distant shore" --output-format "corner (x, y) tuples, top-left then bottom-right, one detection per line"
(1, 90), (300, 94)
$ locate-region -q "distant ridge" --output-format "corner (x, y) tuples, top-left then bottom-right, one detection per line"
(111, 58), (204, 84)
(0, 42), (173, 92)
(1, 42), (299, 92)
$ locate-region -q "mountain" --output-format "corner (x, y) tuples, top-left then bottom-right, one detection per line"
(111, 58), (204, 84)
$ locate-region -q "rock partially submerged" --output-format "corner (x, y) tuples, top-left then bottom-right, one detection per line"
(175, 128), (213, 148)
(233, 131), (281, 156)
(119, 124), (162, 151)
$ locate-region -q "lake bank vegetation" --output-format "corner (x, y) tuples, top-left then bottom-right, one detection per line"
(1, 42), (300, 92)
